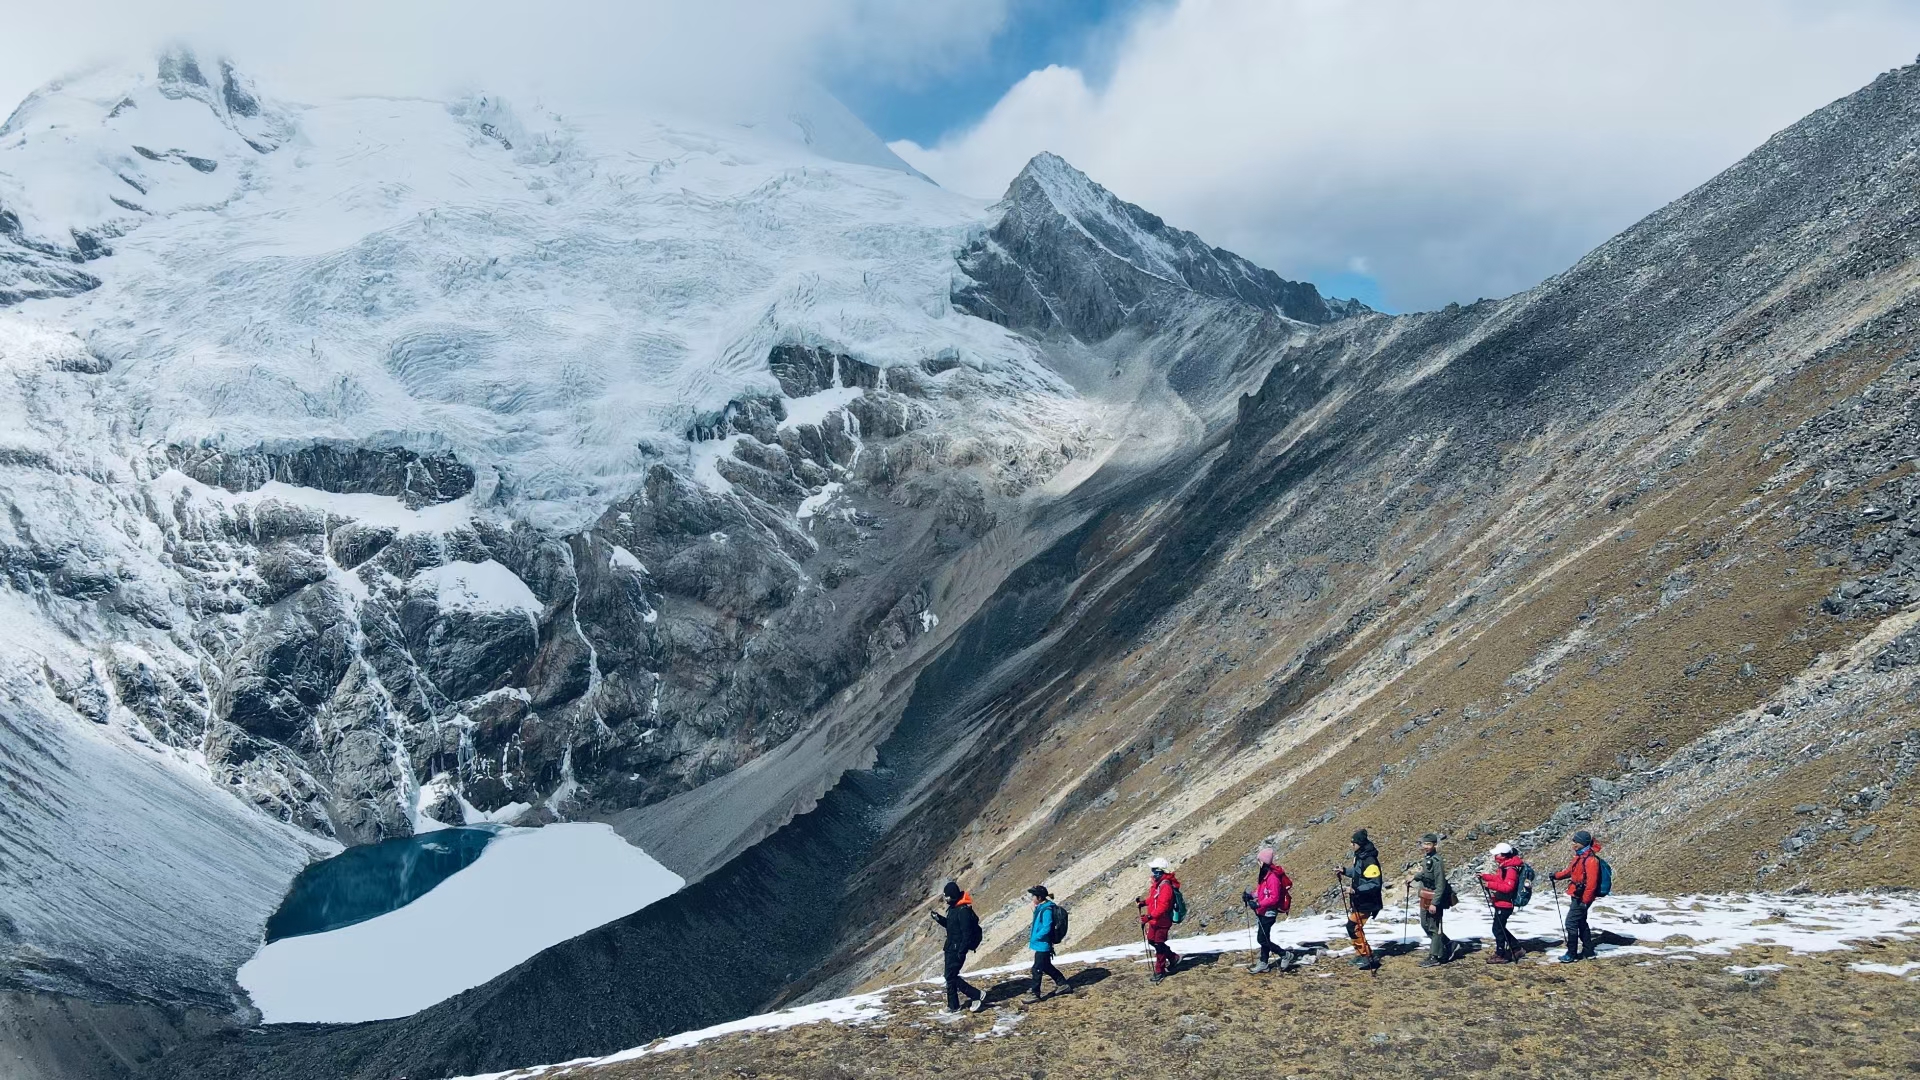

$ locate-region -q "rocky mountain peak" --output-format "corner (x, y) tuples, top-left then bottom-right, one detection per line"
(955, 150), (1366, 341)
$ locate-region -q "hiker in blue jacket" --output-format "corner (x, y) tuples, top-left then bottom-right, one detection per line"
(1026, 885), (1073, 1003)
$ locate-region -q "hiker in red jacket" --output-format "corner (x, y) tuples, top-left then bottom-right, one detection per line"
(1243, 846), (1293, 973)
(1549, 830), (1603, 963)
(1479, 843), (1526, 964)
(1135, 857), (1182, 983)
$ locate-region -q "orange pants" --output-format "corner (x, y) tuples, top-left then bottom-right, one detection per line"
(1346, 912), (1373, 957)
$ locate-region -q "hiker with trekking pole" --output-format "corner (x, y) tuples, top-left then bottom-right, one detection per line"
(1135, 858), (1184, 983)
(1405, 832), (1457, 966)
(1335, 829), (1383, 971)
(1241, 846), (1294, 973)
(1478, 842), (1530, 964)
(1550, 830), (1609, 963)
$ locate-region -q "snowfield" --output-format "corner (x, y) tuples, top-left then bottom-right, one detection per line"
(239, 822), (684, 1023)
(446, 891), (1920, 1079)
(3, 52), (1042, 530)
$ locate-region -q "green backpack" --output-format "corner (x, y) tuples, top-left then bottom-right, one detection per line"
(1170, 887), (1187, 924)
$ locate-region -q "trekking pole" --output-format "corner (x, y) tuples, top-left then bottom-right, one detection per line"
(1552, 886), (1565, 949)
(1400, 883), (1411, 946)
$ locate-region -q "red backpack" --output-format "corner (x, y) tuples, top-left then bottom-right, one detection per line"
(1275, 864), (1293, 914)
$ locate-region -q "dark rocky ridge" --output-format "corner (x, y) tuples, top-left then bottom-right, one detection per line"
(166, 444), (475, 508)
(955, 152), (1366, 341)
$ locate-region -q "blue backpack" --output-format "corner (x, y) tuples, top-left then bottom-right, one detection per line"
(1512, 862), (1537, 908)
(1595, 856), (1613, 898)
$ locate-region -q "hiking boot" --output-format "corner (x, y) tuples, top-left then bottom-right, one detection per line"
(1054, 982), (1076, 995)
(968, 997), (986, 1013)
(1347, 955), (1371, 968)
(1168, 952), (1182, 970)
(1355, 957), (1380, 971)
(1024, 990), (1044, 1004)
(1417, 957), (1445, 968)
(1247, 960), (1271, 974)
(1556, 953), (1580, 964)
(1149, 972), (1166, 984)
(1485, 952), (1513, 965)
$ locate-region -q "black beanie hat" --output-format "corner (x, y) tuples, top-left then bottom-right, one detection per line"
(1352, 829), (1369, 845)
(1028, 885), (1050, 899)
(1421, 832), (1439, 844)
(943, 880), (962, 902)
(1573, 830), (1594, 847)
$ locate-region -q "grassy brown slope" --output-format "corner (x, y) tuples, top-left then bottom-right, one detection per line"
(837, 308), (1920, 990)
(575, 943), (1920, 1080)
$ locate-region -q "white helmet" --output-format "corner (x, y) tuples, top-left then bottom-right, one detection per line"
(1148, 857), (1170, 871)
(1490, 842), (1515, 857)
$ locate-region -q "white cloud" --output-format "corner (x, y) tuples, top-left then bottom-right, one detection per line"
(0, 0), (1008, 123)
(894, 0), (1920, 310)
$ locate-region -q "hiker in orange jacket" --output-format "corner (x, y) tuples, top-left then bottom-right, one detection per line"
(1549, 830), (1603, 963)
(1136, 858), (1182, 983)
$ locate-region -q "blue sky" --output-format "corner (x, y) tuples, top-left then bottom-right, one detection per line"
(827, 0), (1398, 310)
(830, 0), (1139, 147)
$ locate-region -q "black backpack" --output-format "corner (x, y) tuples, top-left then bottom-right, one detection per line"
(1046, 901), (1070, 945)
(966, 915), (984, 952)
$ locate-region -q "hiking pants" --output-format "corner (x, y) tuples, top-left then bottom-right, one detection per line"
(1419, 907), (1451, 961)
(1345, 912), (1373, 957)
(1150, 940), (1179, 975)
(1256, 911), (1281, 964)
(1030, 949), (1068, 995)
(944, 950), (981, 1010)
(1565, 899), (1594, 957)
(1491, 908), (1520, 958)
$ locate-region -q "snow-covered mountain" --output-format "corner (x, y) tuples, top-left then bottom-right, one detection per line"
(0, 45), (1364, 1058)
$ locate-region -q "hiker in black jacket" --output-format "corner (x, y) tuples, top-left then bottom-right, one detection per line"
(930, 880), (985, 1012)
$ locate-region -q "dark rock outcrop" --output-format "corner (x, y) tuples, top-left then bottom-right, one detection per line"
(955, 152), (1366, 340)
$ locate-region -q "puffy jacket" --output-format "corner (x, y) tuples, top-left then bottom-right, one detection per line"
(1253, 863), (1287, 915)
(1552, 843), (1603, 904)
(934, 895), (981, 955)
(1347, 845), (1384, 915)
(1029, 900), (1059, 952)
(1141, 873), (1182, 929)
(1480, 855), (1524, 910)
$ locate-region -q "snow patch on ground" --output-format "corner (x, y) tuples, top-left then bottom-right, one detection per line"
(411, 560), (542, 622)
(1850, 960), (1920, 978)
(449, 892), (1920, 1079)
(795, 481), (843, 522)
(238, 823), (683, 1023)
(780, 386), (864, 431)
(608, 544), (647, 575)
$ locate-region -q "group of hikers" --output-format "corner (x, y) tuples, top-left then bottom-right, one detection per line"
(930, 828), (1610, 1011)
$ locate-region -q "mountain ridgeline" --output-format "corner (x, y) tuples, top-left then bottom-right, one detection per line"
(2, 47), (1920, 1080)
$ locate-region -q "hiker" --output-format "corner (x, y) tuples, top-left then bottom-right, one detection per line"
(1336, 830), (1383, 970)
(930, 880), (985, 1012)
(1405, 832), (1455, 966)
(1479, 843), (1526, 964)
(1549, 830), (1603, 963)
(1026, 885), (1073, 1002)
(1243, 846), (1293, 973)
(1136, 858), (1183, 982)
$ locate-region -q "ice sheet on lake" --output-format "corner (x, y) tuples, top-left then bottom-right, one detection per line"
(239, 822), (683, 1023)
